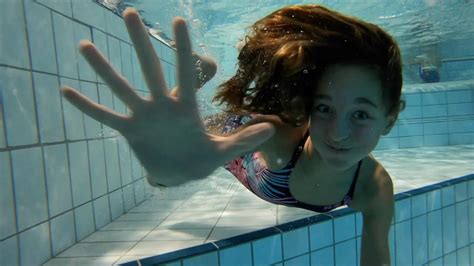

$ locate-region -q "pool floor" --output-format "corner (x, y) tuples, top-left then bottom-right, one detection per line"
(44, 145), (473, 265)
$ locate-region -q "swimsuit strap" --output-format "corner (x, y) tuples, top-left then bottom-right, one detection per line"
(285, 130), (310, 169)
(346, 159), (363, 199)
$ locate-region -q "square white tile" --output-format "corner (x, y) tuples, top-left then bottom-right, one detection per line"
(71, 0), (106, 31)
(282, 227), (309, 259)
(80, 81), (101, 139)
(0, 0), (29, 68)
(53, 13), (78, 79)
(109, 189), (125, 220)
(19, 222), (51, 266)
(88, 139), (108, 198)
(395, 220), (412, 265)
(0, 152), (16, 239)
(68, 141), (92, 207)
(74, 202), (95, 241)
(118, 138), (133, 186)
(50, 211), (76, 256)
(93, 195), (111, 230)
(252, 234), (282, 265)
(11, 148), (48, 231)
(333, 214), (355, 243)
(0, 235), (18, 266)
(24, 0), (58, 74)
(104, 138), (122, 191)
(33, 72), (65, 143)
(43, 144), (72, 217)
(1, 67), (38, 146)
(61, 78), (86, 140)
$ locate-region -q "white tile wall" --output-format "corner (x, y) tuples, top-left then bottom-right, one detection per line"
(442, 206), (456, 254)
(107, 35), (122, 75)
(427, 210), (443, 260)
(118, 138), (132, 185)
(11, 148), (48, 231)
(0, 152), (16, 240)
(121, 41), (134, 86)
(2, 1), (172, 265)
(252, 235), (282, 264)
(395, 198), (410, 224)
(24, 0), (58, 74)
(219, 243), (252, 266)
(93, 194), (111, 229)
(37, 0), (72, 17)
(104, 138), (122, 191)
(412, 215), (428, 265)
(131, 51), (145, 91)
(74, 202), (95, 241)
(333, 214), (356, 243)
(71, 0), (106, 31)
(33, 72), (65, 143)
(1, 67), (39, 146)
(74, 22), (97, 82)
(97, 83), (116, 137)
(61, 78), (86, 140)
(395, 220), (412, 265)
(0, 0), (29, 68)
(19, 222), (51, 266)
(43, 144), (72, 217)
(53, 13), (78, 79)
(105, 10), (129, 42)
(109, 189), (125, 220)
(183, 252), (219, 266)
(80, 81), (102, 139)
(68, 141), (92, 207)
(88, 139), (108, 198)
(309, 220), (334, 251)
(0, 235), (18, 266)
(123, 184), (136, 211)
(92, 29), (109, 84)
(334, 238), (357, 265)
(50, 210), (76, 255)
(282, 227), (309, 259)
(311, 246), (334, 266)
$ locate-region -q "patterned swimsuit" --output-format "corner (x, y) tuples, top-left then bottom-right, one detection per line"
(222, 115), (362, 213)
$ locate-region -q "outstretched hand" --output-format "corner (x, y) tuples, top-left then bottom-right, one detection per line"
(61, 8), (275, 186)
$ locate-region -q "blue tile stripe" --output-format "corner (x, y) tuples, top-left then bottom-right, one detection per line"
(127, 173), (474, 265)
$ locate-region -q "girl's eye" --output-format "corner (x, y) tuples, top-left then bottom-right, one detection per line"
(315, 104), (330, 113)
(353, 111), (369, 120)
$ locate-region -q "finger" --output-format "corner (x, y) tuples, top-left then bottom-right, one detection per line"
(79, 40), (143, 110)
(173, 17), (197, 104)
(123, 8), (168, 99)
(61, 86), (127, 131)
(219, 122), (276, 159)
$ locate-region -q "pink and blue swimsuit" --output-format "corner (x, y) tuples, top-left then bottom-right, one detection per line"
(222, 115), (362, 213)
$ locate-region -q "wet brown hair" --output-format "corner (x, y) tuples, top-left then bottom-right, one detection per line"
(212, 4), (404, 126)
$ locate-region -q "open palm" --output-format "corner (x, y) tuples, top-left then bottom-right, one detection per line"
(61, 8), (275, 186)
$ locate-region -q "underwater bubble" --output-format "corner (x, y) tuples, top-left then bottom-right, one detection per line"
(302, 69), (309, 74)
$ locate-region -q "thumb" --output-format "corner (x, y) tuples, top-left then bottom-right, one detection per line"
(219, 122), (276, 159)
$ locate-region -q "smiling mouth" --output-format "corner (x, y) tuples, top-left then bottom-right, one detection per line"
(326, 143), (351, 152)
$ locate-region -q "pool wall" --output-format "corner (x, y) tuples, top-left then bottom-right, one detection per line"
(0, 1), (173, 265)
(125, 174), (474, 266)
(1, 1), (473, 265)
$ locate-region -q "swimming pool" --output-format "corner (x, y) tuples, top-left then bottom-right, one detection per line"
(0, 0), (473, 265)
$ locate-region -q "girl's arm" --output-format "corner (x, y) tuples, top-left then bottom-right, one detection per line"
(360, 171), (394, 266)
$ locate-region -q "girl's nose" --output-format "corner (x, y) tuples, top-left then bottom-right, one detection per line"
(327, 118), (351, 143)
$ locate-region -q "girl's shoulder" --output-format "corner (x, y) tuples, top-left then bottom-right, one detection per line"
(351, 155), (394, 212)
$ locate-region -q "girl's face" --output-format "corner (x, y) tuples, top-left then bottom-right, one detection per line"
(309, 64), (395, 170)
